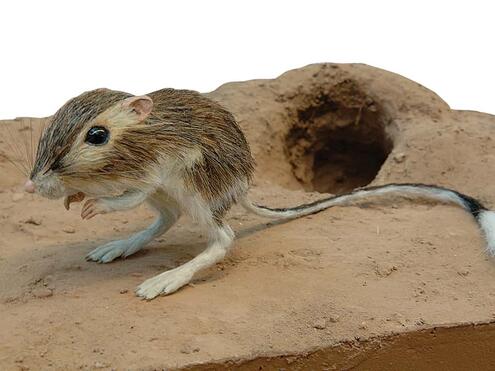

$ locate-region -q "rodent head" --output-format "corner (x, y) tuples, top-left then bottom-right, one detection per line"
(27, 88), (155, 199)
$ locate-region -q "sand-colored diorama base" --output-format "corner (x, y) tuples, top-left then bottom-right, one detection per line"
(1, 63), (495, 370)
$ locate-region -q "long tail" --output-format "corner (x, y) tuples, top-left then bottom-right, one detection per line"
(241, 183), (495, 255)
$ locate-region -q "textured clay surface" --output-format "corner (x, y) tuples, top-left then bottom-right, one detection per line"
(1, 63), (495, 370)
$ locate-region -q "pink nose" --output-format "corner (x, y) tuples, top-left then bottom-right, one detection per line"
(24, 180), (35, 193)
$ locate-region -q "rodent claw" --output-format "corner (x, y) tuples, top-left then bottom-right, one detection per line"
(81, 198), (108, 220)
(64, 192), (85, 211)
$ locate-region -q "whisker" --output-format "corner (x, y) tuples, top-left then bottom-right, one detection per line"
(1, 120), (30, 177)
(29, 118), (34, 170)
(0, 134), (28, 178)
(18, 119), (32, 175)
(1, 154), (28, 177)
(24, 118), (36, 172)
(0, 117), (50, 179)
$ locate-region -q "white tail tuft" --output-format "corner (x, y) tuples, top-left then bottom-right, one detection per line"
(478, 210), (495, 256)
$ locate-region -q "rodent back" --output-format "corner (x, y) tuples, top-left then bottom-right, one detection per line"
(133, 88), (255, 201)
(31, 88), (255, 199)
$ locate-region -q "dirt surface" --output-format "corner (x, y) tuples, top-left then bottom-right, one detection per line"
(1, 63), (495, 370)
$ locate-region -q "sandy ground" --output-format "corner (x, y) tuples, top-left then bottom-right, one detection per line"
(1, 63), (495, 370)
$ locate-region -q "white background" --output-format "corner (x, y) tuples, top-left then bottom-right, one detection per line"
(0, 0), (493, 118)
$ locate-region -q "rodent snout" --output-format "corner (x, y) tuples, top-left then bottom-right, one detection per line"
(24, 179), (35, 193)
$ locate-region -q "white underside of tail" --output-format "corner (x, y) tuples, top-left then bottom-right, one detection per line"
(241, 185), (465, 219)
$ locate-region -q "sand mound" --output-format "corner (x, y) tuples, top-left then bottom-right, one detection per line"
(1, 63), (495, 370)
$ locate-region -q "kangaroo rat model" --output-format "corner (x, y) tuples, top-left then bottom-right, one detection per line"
(24, 88), (495, 300)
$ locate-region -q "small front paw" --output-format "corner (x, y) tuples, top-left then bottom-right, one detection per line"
(81, 199), (111, 220)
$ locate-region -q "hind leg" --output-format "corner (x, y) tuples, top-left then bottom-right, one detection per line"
(86, 191), (181, 263)
(135, 219), (234, 299)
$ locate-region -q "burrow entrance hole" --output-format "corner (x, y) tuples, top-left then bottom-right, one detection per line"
(285, 80), (393, 195)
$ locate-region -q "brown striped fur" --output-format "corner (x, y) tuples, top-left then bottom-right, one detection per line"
(31, 88), (255, 216)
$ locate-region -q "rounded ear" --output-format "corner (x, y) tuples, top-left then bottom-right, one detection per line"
(122, 95), (153, 121)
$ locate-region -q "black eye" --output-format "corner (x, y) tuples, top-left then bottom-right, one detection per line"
(85, 126), (109, 146)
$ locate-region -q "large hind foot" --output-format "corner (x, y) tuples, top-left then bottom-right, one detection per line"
(135, 224), (234, 300)
(135, 266), (194, 299)
(86, 239), (143, 263)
